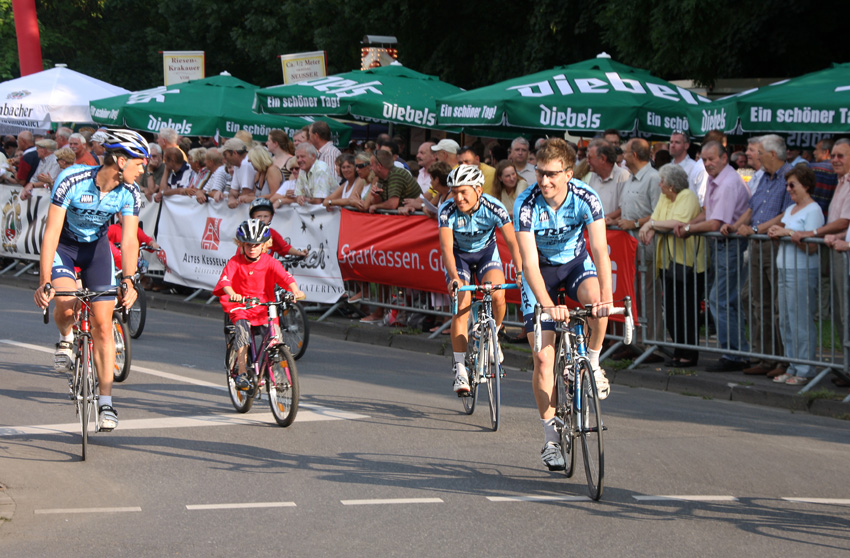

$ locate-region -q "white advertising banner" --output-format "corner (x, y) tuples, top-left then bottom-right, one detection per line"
(157, 197), (344, 303)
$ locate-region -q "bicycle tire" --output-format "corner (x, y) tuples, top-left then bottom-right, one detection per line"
(280, 302), (309, 360)
(80, 341), (93, 461)
(127, 284), (146, 339)
(113, 315), (132, 383)
(225, 344), (254, 413)
(578, 358), (604, 500)
(268, 345), (299, 427)
(555, 335), (576, 478)
(484, 322), (500, 431)
(461, 322), (478, 415)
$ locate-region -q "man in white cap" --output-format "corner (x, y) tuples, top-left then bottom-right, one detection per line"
(431, 139), (460, 168)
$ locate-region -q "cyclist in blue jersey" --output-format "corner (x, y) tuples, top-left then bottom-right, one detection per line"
(439, 164), (522, 394)
(34, 129), (149, 432)
(514, 138), (613, 471)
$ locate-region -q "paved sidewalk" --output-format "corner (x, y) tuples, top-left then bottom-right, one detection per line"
(3, 271), (848, 420)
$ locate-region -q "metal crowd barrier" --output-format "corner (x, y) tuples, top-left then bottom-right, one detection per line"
(634, 230), (849, 399)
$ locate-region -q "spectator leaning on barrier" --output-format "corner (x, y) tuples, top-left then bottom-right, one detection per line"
(293, 142), (336, 205)
(810, 138), (836, 216)
(721, 134), (793, 376)
(639, 163), (705, 367)
(160, 146), (193, 199)
(586, 139), (627, 221)
(767, 166), (824, 386)
(431, 139), (459, 168)
(812, 138), (850, 344)
(324, 153), (368, 211)
(415, 141), (436, 194)
(367, 149), (422, 213)
(19, 139), (58, 199)
(142, 143), (165, 202)
(676, 140), (751, 372)
(247, 146), (282, 200)
(223, 138), (256, 208)
(198, 148), (227, 204)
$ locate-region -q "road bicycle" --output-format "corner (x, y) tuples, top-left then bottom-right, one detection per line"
(276, 254), (310, 360)
(43, 285), (126, 460)
(224, 292), (300, 427)
(451, 281), (518, 431)
(533, 297), (634, 500)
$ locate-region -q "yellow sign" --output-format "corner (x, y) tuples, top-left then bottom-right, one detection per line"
(163, 51), (205, 86)
(280, 51), (327, 84)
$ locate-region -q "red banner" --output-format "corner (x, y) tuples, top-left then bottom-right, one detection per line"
(338, 210), (637, 317)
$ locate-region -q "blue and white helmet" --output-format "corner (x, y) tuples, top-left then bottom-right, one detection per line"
(236, 219), (271, 245)
(101, 129), (150, 159)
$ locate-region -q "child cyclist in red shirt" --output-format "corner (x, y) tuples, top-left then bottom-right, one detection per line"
(214, 219), (305, 389)
(245, 198), (308, 259)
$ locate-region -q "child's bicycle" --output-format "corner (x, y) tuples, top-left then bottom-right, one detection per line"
(450, 280), (518, 431)
(43, 284), (128, 460)
(224, 292), (300, 427)
(532, 297), (634, 501)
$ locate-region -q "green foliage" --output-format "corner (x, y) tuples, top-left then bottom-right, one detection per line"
(0, 0), (19, 79)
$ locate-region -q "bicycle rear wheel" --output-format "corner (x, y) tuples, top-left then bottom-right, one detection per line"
(268, 346), (299, 427)
(280, 302), (309, 360)
(79, 341), (94, 461)
(113, 315), (132, 383)
(555, 336), (576, 478)
(578, 358), (604, 500)
(461, 323), (478, 415)
(127, 284), (146, 339)
(225, 344), (254, 413)
(483, 323), (500, 431)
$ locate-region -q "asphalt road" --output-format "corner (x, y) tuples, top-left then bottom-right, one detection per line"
(0, 284), (848, 557)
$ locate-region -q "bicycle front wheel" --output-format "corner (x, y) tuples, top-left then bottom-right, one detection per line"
(79, 341), (94, 461)
(578, 359), (604, 500)
(555, 336), (576, 478)
(268, 346), (299, 427)
(280, 302), (309, 360)
(483, 323), (500, 431)
(113, 315), (132, 383)
(127, 284), (146, 339)
(225, 344), (254, 413)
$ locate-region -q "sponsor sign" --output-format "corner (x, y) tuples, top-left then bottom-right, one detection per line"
(280, 51), (327, 85)
(163, 51), (205, 86)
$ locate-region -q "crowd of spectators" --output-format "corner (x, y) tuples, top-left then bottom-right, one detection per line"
(2, 123), (849, 387)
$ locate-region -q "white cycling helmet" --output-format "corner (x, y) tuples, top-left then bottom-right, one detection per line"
(447, 164), (485, 189)
(101, 129), (150, 159)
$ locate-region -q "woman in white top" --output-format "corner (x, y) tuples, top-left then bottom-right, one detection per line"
(247, 146), (282, 200)
(266, 129), (296, 181)
(324, 152), (370, 211)
(491, 160), (529, 215)
(767, 165), (825, 386)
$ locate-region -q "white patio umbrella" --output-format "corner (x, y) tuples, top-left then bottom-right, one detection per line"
(0, 64), (130, 134)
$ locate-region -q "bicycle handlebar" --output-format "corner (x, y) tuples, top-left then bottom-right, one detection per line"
(450, 281), (518, 315)
(532, 297), (633, 353)
(227, 291), (301, 313)
(42, 285), (128, 324)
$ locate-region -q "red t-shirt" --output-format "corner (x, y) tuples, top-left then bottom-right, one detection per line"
(214, 251), (297, 326)
(76, 151), (98, 166)
(107, 223), (154, 270)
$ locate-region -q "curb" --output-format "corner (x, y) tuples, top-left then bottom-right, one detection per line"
(1, 273), (847, 420)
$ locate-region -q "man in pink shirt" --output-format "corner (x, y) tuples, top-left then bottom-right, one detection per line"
(675, 141), (750, 371)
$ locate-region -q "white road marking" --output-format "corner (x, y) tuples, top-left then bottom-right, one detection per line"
(633, 495), (739, 502)
(782, 498), (850, 505)
(35, 507), (141, 515)
(187, 502), (296, 510)
(487, 495), (591, 502)
(0, 407), (368, 438)
(341, 498), (443, 506)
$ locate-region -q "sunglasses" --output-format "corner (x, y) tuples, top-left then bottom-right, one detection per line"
(535, 166), (568, 179)
(355, 163), (370, 169)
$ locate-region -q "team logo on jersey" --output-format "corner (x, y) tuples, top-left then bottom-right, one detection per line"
(539, 212), (549, 222)
(201, 217), (222, 251)
(458, 217), (466, 227)
(80, 194), (94, 204)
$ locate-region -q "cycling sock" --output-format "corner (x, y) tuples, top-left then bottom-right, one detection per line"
(541, 417), (559, 445)
(588, 348), (601, 371)
(99, 395), (112, 407)
(60, 332), (74, 343)
(453, 351), (465, 364)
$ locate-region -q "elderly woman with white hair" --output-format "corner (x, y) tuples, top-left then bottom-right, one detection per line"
(639, 163), (706, 367)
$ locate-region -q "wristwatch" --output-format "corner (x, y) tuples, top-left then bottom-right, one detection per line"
(684, 224), (691, 234)
(752, 224), (759, 234)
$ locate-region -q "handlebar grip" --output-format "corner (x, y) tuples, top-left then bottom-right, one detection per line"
(451, 281), (459, 315)
(43, 307), (49, 324)
(623, 296), (634, 345)
(533, 304), (542, 353)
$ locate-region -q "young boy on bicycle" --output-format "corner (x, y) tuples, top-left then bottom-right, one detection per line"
(245, 198), (308, 260)
(438, 164), (522, 395)
(214, 219), (305, 389)
(514, 138), (613, 471)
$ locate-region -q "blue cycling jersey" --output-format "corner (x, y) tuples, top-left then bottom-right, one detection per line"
(438, 193), (511, 253)
(51, 165), (141, 243)
(513, 178), (604, 265)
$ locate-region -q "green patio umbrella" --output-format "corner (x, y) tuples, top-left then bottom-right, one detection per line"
(253, 64), (463, 130)
(437, 54), (711, 138)
(90, 72), (351, 145)
(687, 63), (850, 136)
